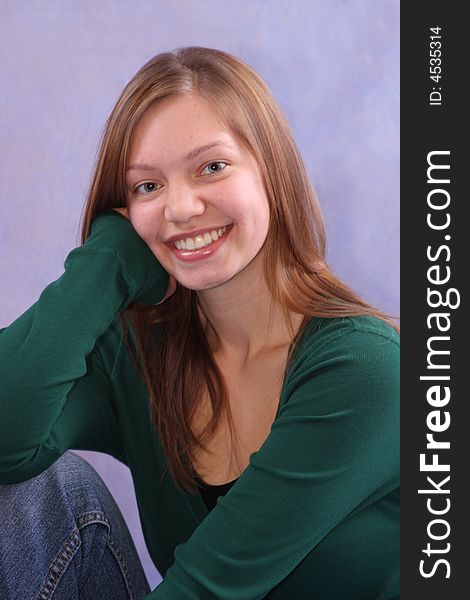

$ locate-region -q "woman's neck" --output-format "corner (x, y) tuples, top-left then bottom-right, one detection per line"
(196, 256), (302, 365)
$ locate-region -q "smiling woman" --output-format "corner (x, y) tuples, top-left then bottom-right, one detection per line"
(0, 47), (399, 599)
(124, 95), (271, 291)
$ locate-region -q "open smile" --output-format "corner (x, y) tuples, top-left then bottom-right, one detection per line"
(165, 224), (233, 262)
(173, 226), (228, 250)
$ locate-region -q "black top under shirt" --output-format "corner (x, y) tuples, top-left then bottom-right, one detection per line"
(195, 476), (239, 511)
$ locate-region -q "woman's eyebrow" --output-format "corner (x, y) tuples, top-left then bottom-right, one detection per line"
(126, 141), (236, 173)
(184, 141), (235, 162)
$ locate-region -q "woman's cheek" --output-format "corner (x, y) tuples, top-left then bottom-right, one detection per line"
(128, 204), (159, 243)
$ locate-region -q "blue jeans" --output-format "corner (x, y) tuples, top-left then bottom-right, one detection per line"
(0, 452), (151, 599)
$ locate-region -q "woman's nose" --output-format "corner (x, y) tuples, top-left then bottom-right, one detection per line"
(163, 187), (206, 223)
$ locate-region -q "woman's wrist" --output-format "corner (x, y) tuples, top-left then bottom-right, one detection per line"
(88, 211), (169, 305)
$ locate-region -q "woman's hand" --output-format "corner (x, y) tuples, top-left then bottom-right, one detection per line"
(112, 207), (177, 305)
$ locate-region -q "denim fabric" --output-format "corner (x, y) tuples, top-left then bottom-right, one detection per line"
(0, 452), (150, 600)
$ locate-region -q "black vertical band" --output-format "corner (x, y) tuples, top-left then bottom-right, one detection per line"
(401, 4), (467, 598)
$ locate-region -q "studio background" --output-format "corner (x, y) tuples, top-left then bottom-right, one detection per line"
(0, 0), (399, 588)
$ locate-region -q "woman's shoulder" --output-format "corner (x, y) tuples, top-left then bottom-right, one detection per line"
(299, 314), (399, 353)
(282, 315), (399, 415)
(289, 314), (399, 387)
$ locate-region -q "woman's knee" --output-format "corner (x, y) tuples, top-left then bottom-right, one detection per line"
(1, 452), (105, 516)
(0, 452), (149, 599)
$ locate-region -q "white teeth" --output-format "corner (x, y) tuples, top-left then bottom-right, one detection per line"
(173, 226), (229, 251)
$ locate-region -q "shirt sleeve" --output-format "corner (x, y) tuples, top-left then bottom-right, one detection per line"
(147, 320), (400, 600)
(0, 211), (168, 483)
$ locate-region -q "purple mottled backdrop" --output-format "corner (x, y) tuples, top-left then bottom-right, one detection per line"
(0, 0), (399, 588)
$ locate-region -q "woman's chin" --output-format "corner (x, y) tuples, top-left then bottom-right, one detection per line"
(174, 270), (238, 293)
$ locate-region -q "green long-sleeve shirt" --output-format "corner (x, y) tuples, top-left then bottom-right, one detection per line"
(0, 212), (400, 599)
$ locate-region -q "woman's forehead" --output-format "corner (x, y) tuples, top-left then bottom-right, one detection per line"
(128, 96), (245, 165)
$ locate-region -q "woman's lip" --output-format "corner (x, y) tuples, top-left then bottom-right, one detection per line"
(165, 224), (232, 244)
(166, 225), (232, 263)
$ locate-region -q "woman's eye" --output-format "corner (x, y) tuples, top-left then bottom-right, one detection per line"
(201, 161), (228, 175)
(135, 182), (161, 194)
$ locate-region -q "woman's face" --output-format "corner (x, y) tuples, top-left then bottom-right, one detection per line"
(125, 94), (270, 291)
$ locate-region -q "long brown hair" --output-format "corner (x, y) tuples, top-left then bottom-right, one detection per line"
(81, 47), (398, 493)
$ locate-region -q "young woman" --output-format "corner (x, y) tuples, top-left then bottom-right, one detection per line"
(0, 47), (399, 599)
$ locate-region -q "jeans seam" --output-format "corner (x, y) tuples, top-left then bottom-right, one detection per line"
(107, 534), (135, 599)
(36, 527), (81, 600)
(36, 512), (108, 600)
(76, 511), (109, 530)
(36, 509), (136, 600)
(77, 511), (135, 597)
